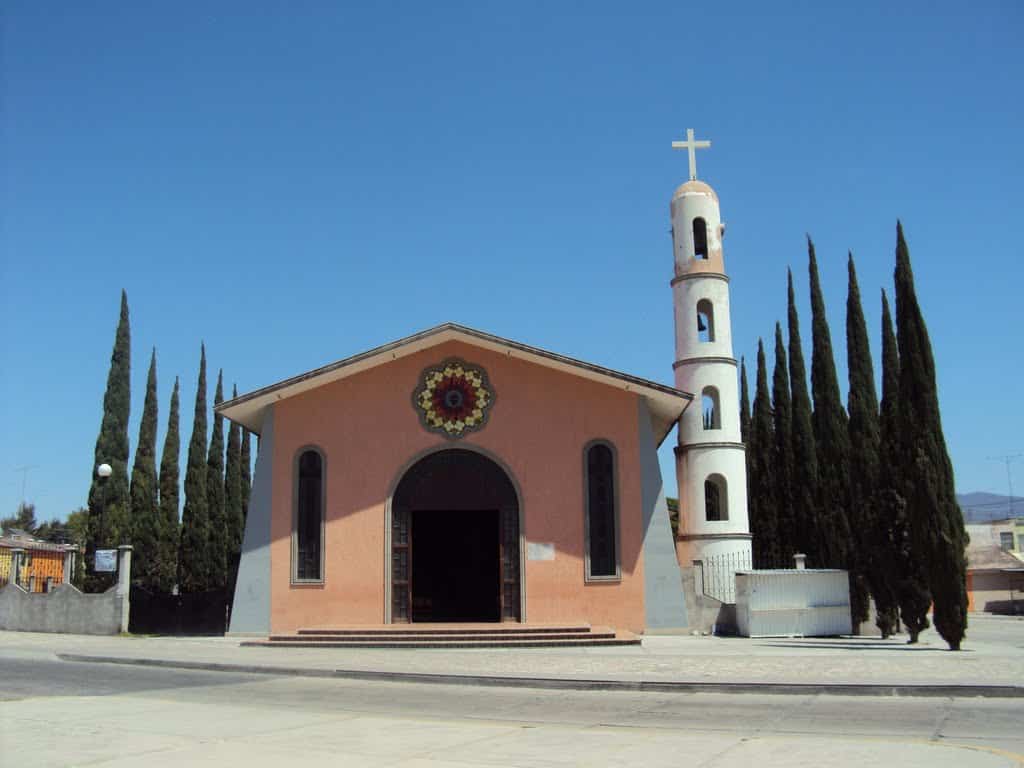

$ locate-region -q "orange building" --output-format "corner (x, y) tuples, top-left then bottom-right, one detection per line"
(0, 534), (73, 592)
(220, 324), (691, 636)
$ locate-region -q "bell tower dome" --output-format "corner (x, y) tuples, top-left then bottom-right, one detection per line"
(669, 129), (752, 581)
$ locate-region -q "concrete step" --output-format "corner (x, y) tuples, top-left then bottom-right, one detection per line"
(269, 631), (616, 643)
(240, 635), (639, 650)
(294, 625), (592, 637)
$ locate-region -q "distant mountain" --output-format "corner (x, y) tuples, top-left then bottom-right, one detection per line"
(957, 492), (1023, 523)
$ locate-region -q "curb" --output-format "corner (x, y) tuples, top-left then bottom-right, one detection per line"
(55, 654), (1024, 698)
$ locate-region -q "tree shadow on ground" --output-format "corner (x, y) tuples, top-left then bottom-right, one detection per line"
(753, 638), (966, 652)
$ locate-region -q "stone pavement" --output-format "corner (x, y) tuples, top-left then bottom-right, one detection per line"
(2, 612), (1022, 695)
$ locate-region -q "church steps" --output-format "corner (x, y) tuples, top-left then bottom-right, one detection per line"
(268, 632), (616, 643)
(241, 636), (638, 649)
(241, 625), (638, 649)
(293, 624), (592, 637)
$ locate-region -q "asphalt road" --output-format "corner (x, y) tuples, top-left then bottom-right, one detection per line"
(2, 654), (1023, 767)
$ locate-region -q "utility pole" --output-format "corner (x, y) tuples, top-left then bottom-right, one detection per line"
(14, 465), (38, 509)
(987, 454), (1022, 518)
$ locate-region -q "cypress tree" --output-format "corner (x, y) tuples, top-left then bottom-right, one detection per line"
(879, 292), (900, 486)
(740, 357), (754, 542)
(178, 345), (209, 593)
(893, 222), (968, 650)
(772, 322), (796, 564)
(787, 270), (819, 562)
(86, 290), (131, 589)
(807, 240), (861, 621)
(846, 255), (897, 636)
(740, 357), (752, 445)
(156, 377), (181, 593)
(224, 385), (244, 585)
(240, 429), (252, 525)
(750, 340), (779, 567)
(878, 289), (930, 643)
(129, 349), (160, 590)
(207, 370), (227, 590)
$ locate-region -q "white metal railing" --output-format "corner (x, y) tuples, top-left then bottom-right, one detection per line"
(694, 550), (753, 604)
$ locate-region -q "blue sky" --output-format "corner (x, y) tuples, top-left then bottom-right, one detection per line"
(2, 2), (1022, 522)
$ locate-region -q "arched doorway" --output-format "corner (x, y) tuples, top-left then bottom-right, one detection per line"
(390, 449), (521, 623)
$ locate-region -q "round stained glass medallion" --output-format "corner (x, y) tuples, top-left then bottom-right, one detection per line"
(413, 359), (494, 439)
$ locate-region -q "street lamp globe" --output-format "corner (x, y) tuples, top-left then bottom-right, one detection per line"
(97, 463), (112, 479)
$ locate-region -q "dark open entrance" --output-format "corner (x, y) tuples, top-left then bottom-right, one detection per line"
(391, 449), (521, 623)
(412, 509), (499, 622)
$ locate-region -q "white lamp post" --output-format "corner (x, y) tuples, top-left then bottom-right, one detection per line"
(96, 463), (112, 548)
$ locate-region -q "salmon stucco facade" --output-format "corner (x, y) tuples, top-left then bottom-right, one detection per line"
(221, 326), (690, 636)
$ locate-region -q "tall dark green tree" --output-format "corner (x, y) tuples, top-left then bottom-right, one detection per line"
(878, 292), (900, 483)
(240, 429), (252, 525)
(878, 289), (931, 643)
(807, 240), (862, 621)
(750, 340), (779, 567)
(772, 322), (796, 564)
(129, 349), (160, 589)
(206, 370), (228, 590)
(787, 270), (819, 562)
(178, 346), (209, 593)
(740, 357), (754, 528)
(740, 357), (752, 445)
(86, 290), (132, 589)
(893, 222), (968, 650)
(156, 377), (181, 593)
(224, 385), (244, 585)
(846, 255), (897, 636)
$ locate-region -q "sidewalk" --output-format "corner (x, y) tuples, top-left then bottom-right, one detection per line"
(3, 613), (1022, 697)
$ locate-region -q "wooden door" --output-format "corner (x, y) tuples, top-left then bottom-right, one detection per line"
(391, 506), (411, 622)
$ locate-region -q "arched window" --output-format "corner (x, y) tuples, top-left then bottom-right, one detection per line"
(293, 448), (324, 582)
(705, 474), (728, 521)
(696, 299), (715, 343)
(701, 386), (721, 430)
(693, 217), (708, 259)
(584, 441), (620, 580)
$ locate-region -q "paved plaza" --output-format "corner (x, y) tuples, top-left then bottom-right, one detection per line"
(1, 614), (1022, 766)
(2, 613), (1022, 689)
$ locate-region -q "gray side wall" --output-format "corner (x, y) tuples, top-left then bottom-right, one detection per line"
(0, 584), (126, 635)
(638, 399), (688, 631)
(228, 407), (274, 636)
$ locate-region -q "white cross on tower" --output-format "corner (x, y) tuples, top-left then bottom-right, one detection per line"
(671, 128), (711, 181)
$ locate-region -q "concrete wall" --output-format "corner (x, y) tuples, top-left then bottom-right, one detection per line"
(735, 570), (852, 637)
(0, 583), (127, 635)
(638, 399), (687, 632)
(969, 570), (1024, 614)
(228, 408), (275, 635)
(678, 564), (738, 635)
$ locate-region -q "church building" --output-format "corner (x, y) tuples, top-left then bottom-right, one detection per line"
(221, 132), (751, 637)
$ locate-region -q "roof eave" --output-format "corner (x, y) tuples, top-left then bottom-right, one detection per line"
(217, 323), (692, 440)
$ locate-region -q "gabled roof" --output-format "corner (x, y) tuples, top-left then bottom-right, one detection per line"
(217, 322), (691, 445)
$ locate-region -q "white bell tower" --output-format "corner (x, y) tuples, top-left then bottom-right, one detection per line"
(669, 129), (752, 573)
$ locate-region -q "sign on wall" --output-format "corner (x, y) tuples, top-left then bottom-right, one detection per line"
(94, 549), (117, 572)
(526, 542), (555, 561)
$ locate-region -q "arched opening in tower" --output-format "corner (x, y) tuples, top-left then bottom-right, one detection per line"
(701, 387), (721, 430)
(696, 299), (715, 342)
(693, 217), (708, 259)
(704, 475), (728, 521)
